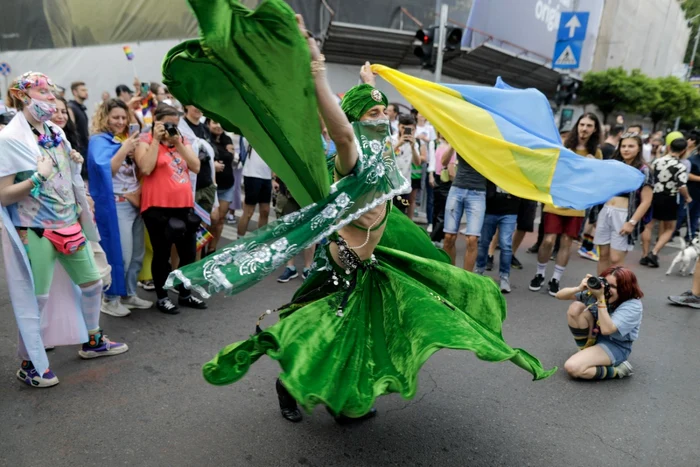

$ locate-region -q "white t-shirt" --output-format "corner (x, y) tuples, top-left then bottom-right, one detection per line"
(392, 134), (419, 181)
(416, 123), (436, 143)
(112, 159), (140, 194)
(242, 147), (272, 180)
(642, 143), (652, 164)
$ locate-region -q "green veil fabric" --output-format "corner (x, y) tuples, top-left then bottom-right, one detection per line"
(161, 0), (556, 397)
(162, 0), (328, 208)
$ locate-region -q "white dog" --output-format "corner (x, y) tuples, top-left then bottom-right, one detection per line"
(666, 236), (700, 276)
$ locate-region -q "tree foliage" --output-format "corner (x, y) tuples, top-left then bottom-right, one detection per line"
(578, 67), (635, 123)
(579, 67), (700, 130)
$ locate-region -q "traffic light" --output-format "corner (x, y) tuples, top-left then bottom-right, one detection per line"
(555, 74), (580, 107)
(414, 26), (464, 70)
(414, 27), (436, 69)
(445, 27), (463, 51)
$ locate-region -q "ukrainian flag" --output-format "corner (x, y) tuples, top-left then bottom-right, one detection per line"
(372, 65), (644, 210)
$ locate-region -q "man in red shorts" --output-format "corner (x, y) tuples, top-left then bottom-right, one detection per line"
(529, 113), (602, 296)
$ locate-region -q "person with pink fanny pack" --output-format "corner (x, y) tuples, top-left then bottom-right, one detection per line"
(0, 71), (128, 388)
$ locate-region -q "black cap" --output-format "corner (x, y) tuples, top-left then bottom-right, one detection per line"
(115, 84), (133, 96)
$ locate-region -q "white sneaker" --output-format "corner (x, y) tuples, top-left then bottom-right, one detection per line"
(101, 298), (131, 317)
(121, 295), (153, 310)
(427, 224), (433, 233)
(615, 361), (634, 379)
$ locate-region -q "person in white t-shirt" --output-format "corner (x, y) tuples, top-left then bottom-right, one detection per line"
(391, 114), (424, 216)
(415, 112), (437, 145)
(386, 103), (400, 135)
(238, 139), (276, 237)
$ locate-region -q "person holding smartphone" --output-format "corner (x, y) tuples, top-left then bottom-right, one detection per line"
(391, 114), (424, 215)
(88, 99), (152, 317)
(135, 103), (207, 314)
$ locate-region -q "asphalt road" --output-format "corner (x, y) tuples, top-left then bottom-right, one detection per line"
(1, 224), (699, 467)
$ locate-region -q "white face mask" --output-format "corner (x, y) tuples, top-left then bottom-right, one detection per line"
(27, 98), (57, 122)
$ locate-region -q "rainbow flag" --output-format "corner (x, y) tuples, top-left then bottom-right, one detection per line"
(372, 65), (644, 209)
(123, 45), (134, 61)
(196, 225), (213, 251)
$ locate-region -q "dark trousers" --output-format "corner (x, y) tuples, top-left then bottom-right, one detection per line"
(676, 198), (700, 240)
(431, 182), (451, 242)
(425, 180), (434, 226)
(142, 207), (198, 299)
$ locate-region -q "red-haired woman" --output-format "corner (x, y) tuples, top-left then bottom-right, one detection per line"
(555, 266), (643, 380)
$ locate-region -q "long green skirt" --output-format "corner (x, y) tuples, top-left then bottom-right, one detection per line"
(203, 211), (555, 417)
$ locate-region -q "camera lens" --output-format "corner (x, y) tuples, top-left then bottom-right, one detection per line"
(587, 276), (602, 290)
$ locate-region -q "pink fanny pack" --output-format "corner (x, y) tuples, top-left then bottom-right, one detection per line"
(43, 223), (86, 255)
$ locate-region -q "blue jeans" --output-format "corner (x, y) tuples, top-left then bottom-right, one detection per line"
(106, 200), (145, 300)
(476, 213), (517, 277)
(444, 187), (486, 236)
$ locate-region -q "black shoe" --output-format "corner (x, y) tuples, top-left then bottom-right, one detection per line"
(178, 295), (208, 309)
(276, 379), (303, 423)
(526, 244), (540, 254)
(486, 255), (494, 271)
(548, 278), (560, 297)
(157, 297), (180, 315)
(511, 256), (523, 269)
(529, 274), (545, 291)
(550, 249), (559, 261)
(646, 253), (659, 268)
(639, 256), (650, 266)
(329, 407), (378, 425)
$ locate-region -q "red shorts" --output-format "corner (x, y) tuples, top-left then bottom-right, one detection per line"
(543, 212), (584, 238)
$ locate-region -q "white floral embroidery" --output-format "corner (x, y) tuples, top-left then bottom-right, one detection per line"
(336, 192), (351, 208)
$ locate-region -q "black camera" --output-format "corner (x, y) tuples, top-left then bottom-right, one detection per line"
(587, 276), (610, 297)
(163, 122), (179, 137)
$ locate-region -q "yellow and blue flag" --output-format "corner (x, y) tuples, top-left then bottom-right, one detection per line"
(372, 65), (644, 210)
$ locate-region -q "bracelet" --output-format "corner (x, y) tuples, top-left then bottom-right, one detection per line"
(311, 54), (326, 74)
(629, 219), (638, 225)
(29, 173), (43, 197)
(34, 171), (48, 183)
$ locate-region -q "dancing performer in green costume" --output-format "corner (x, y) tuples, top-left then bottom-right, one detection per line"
(162, 0), (555, 423)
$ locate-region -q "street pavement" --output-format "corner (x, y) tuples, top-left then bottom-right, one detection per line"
(1, 221), (700, 467)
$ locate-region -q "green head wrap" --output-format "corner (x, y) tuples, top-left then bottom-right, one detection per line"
(340, 84), (389, 122)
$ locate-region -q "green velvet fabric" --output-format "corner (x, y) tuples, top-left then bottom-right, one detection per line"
(162, 0), (328, 207)
(203, 236), (556, 417)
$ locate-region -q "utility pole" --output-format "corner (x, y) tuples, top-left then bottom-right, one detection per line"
(688, 26), (700, 82)
(435, 3), (448, 82)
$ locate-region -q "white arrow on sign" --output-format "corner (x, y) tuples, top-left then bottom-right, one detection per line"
(565, 14), (581, 38)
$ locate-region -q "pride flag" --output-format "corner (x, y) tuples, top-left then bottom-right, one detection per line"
(123, 45), (134, 61)
(372, 65), (644, 210)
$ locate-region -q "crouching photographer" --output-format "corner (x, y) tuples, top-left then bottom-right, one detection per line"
(555, 266), (643, 380)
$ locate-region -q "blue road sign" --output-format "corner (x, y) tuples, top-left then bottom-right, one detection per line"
(557, 12), (589, 42)
(0, 63), (11, 76)
(553, 40), (582, 69)
(553, 12), (588, 69)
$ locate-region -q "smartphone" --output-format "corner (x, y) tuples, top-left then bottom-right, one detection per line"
(403, 127), (413, 136)
(128, 123), (140, 136)
(140, 82), (150, 96)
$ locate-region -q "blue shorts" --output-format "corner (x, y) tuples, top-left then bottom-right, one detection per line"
(217, 186), (235, 204)
(596, 336), (632, 366)
(443, 187), (486, 237)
